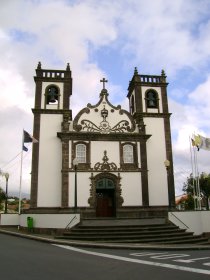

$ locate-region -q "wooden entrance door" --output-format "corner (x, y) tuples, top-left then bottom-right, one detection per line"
(96, 178), (115, 217)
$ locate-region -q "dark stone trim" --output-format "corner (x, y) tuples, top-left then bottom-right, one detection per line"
(140, 140), (149, 206)
(161, 85), (175, 207)
(61, 140), (69, 207)
(32, 108), (72, 117)
(23, 205), (169, 217)
(144, 88), (160, 113)
(133, 112), (171, 119)
(119, 142), (138, 170)
(30, 114), (40, 207)
(73, 107), (90, 131)
(88, 172), (123, 215)
(34, 81), (42, 109)
(73, 96), (136, 133)
(44, 84), (61, 109)
(57, 131), (151, 142)
(164, 117), (175, 208)
(72, 141), (91, 170)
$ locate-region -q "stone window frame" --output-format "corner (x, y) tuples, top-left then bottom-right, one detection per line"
(120, 142), (138, 170)
(145, 89), (159, 111)
(72, 141), (90, 170)
(44, 84), (60, 108)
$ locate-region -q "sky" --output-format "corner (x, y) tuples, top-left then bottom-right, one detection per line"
(1, 0), (210, 197)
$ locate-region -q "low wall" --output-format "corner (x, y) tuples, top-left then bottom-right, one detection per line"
(168, 211), (210, 235)
(0, 213), (80, 231)
(0, 214), (19, 225)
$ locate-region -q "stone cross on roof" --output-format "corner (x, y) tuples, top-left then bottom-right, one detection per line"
(100, 78), (108, 89)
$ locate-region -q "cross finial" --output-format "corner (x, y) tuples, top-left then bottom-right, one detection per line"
(100, 78), (108, 89)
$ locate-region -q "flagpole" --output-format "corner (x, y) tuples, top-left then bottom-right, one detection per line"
(189, 136), (196, 210)
(18, 130), (24, 216)
(195, 149), (201, 210)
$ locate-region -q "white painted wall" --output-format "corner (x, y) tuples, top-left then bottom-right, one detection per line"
(69, 172), (91, 207)
(1, 212), (210, 235)
(68, 171), (142, 207)
(76, 95), (138, 133)
(121, 173), (142, 206)
(145, 118), (168, 206)
(91, 141), (120, 167)
(168, 211), (210, 235)
(0, 214), (19, 225)
(19, 214), (80, 229)
(0, 214), (80, 229)
(37, 114), (62, 207)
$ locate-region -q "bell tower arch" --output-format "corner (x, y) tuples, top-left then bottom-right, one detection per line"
(30, 62), (72, 208)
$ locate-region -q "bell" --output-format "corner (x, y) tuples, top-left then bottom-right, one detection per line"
(49, 95), (57, 103)
(47, 87), (58, 103)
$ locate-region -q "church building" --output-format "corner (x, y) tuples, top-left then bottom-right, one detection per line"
(29, 62), (175, 219)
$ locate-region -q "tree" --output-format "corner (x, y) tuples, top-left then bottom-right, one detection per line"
(0, 187), (6, 210)
(183, 173), (210, 210)
(199, 173), (210, 210)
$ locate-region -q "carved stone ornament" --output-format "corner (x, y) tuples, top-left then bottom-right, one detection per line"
(73, 88), (136, 134)
(94, 151), (117, 171)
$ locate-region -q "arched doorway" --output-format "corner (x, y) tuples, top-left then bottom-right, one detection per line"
(96, 178), (115, 217)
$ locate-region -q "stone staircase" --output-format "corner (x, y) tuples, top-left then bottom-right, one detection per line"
(55, 218), (210, 245)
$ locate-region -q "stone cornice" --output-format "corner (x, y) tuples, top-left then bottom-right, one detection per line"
(32, 108), (72, 118)
(133, 112), (172, 118)
(57, 131), (151, 141)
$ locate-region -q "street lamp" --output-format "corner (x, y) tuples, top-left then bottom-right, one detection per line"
(0, 170), (9, 214)
(164, 160), (171, 209)
(73, 158), (79, 211)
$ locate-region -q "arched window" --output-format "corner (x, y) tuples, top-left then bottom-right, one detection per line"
(76, 144), (86, 163)
(46, 85), (59, 104)
(123, 144), (134, 163)
(146, 90), (158, 108)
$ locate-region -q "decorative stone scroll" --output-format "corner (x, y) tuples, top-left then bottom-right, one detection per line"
(94, 151), (117, 171)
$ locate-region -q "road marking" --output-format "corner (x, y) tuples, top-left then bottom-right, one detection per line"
(53, 244), (210, 275)
(174, 257), (210, 263)
(203, 263), (210, 267)
(130, 252), (189, 260)
(150, 254), (189, 260)
(130, 252), (169, 257)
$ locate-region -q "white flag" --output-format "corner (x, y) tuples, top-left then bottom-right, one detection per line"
(199, 135), (210, 151)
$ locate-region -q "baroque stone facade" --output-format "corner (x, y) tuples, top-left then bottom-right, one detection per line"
(29, 63), (175, 218)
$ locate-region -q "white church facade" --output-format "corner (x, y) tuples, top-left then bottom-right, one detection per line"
(28, 62), (175, 218)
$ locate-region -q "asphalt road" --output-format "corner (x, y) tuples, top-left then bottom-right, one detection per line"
(1, 233), (210, 280)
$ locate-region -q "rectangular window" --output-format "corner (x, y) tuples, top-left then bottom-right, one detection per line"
(76, 144), (86, 163)
(123, 144), (134, 163)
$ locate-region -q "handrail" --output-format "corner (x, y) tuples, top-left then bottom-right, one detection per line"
(65, 215), (77, 231)
(169, 212), (189, 229)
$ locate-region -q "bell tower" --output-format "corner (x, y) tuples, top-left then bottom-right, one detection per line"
(127, 67), (175, 208)
(30, 62), (72, 208)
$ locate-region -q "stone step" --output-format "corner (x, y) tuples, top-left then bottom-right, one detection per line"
(58, 231), (193, 241)
(64, 228), (187, 237)
(80, 218), (167, 226)
(73, 224), (180, 232)
(55, 218), (210, 245)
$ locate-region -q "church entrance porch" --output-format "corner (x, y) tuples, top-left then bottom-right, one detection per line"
(96, 178), (115, 217)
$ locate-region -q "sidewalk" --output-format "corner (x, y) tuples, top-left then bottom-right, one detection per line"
(1, 226), (210, 251)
